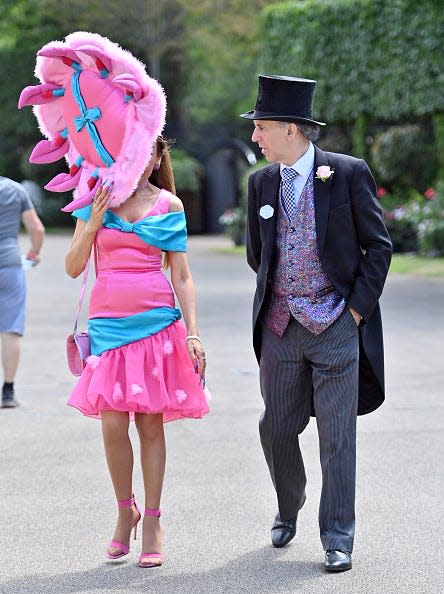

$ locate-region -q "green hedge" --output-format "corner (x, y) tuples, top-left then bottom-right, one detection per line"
(370, 124), (437, 190)
(262, 0), (444, 123)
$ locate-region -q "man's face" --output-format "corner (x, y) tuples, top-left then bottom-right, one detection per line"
(251, 120), (289, 164)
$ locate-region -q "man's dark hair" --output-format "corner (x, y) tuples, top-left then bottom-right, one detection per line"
(278, 120), (321, 142)
(296, 122), (320, 142)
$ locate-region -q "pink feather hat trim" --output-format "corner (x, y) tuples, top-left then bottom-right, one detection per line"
(18, 31), (166, 212)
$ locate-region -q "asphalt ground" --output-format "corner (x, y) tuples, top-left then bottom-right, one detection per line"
(0, 232), (443, 594)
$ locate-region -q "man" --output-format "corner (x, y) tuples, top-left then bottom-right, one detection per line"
(0, 176), (45, 408)
(240, 75), (392, 572)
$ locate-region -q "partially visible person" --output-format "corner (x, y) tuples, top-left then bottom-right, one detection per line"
(0, 176), (45, 408)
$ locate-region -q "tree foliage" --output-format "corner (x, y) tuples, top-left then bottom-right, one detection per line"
(261, 0), (444, 123)
(1, 0), (293, 183)
(0, 1), (60, 178)
(40, 0), (186, 80)
(0, 0), (188, 179)
(182, 0), (283, 126)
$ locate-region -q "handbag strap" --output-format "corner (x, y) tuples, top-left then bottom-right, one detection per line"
(73, 242), (97, 333)
(73, 257), (90, 334)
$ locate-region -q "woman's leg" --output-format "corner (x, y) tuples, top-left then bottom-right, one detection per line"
(1, 332), (21, 407)
(135, 413), (165, 561)
(1, 332), (20, 382)
(101, 411), (139, 554)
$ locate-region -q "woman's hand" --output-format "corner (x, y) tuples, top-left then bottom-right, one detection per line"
(26, 249), (40, 266)
(65, 183), (112, 277)
(87, 182), (112, 232)
(186, 336), (207, 387)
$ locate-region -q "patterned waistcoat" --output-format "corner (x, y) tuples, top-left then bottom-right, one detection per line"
(263, 170), (345, 336)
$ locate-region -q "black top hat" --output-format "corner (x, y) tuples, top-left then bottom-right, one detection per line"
(240, 74), (325, 126)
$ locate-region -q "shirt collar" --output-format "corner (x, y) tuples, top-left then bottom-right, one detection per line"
(280, 142), (314, 179)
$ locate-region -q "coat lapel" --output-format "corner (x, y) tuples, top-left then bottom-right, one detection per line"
(313, 145), (332, 256)
(261, 163), (280, 212)
(260, 164), (280, 264)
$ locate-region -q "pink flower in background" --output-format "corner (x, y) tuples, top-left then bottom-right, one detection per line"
(377, 187), (388, 198)
(392, 206), (407, 221)
(315, 165), (334, 182)
(218, 209), (240, 225)
(424, 187), (436, 200)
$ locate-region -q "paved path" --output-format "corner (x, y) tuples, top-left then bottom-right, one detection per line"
(1, 233), (443, 594)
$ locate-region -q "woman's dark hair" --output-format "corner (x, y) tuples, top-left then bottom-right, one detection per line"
(148, 136), (176, 269)
(149, 136), (176, 194)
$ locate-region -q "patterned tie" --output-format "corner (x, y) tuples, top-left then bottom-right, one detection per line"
(280, 167), (299, 219)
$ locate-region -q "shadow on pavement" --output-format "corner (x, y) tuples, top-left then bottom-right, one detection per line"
(1, 547), (323, 594)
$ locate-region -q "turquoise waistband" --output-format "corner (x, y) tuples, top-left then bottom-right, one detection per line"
(88, 306), (182, 356)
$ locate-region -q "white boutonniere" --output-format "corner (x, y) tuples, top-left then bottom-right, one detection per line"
(259, 204), (274, 219)
(315, 165), (334, 182)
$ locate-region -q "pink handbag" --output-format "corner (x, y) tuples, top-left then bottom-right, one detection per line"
(66, 331), (90, 376)
(66, 257), (91, 376)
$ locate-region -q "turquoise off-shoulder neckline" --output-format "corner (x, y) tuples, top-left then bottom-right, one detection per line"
(72, 205), (187, 252)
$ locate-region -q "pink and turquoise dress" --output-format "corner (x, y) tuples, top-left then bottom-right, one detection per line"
(67, 190), (210, 422)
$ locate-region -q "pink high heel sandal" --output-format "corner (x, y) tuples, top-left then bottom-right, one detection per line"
(107, 494), (141, 559)
(138, 507), (164, 568)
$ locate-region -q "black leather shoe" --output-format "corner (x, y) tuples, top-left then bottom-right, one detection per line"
(271, 514), (296, 548)
(324, 550), (352, 572)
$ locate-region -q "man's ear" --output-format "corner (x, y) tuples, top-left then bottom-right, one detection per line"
(287, 123), (297, 138)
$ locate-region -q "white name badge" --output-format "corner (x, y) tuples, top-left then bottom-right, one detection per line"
(259, 204), (274, 219)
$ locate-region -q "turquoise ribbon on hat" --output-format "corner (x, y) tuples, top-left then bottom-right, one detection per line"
(72, 206), (187, 252)
(74, 106), (102, 132)
(71, 71), (115, 167)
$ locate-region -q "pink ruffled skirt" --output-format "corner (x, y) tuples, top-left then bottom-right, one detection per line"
(67, 320), (210, 422)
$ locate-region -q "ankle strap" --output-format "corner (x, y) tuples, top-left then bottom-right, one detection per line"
(117, 495), (136, 509)
(144, 507), (161, 517)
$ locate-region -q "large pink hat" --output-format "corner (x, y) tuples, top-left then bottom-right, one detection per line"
(18, 31), (166, 212)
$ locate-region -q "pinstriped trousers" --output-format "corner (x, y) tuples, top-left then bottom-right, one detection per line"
(259, 308), (359, 552)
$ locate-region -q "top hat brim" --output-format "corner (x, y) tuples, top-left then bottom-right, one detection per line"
(239, 110), (326, 126)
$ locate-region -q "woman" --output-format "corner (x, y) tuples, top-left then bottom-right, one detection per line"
(0, 176), (45, 408)
(65, 136), (209, 568)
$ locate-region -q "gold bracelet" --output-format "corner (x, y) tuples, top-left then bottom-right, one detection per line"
(186, 335), (201, 342)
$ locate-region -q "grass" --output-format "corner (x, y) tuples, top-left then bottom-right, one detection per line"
(213, 246), (444, 278)
(389, 254), (444, 277)
(213, 245), (247, 255)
